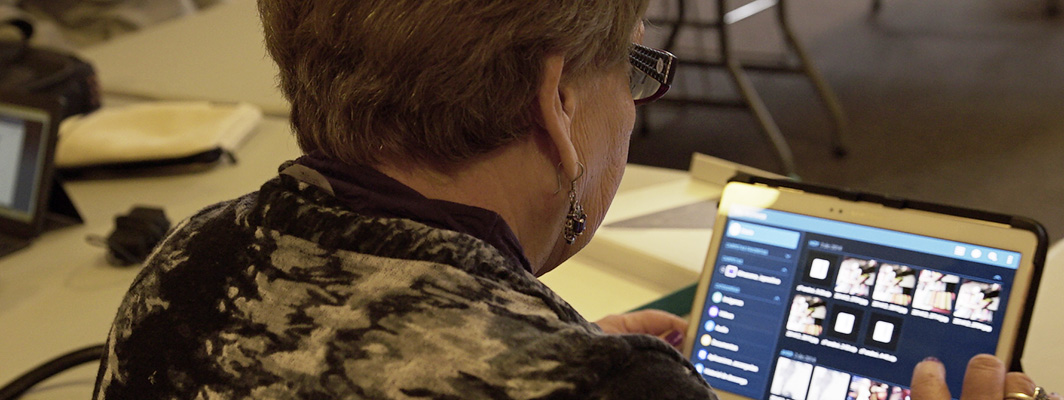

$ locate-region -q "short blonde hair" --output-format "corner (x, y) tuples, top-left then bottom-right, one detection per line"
(259, 0), (648, 167)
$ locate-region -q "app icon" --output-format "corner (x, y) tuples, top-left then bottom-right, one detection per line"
(708, 306), (720, 318)
(712, 292), (723, 304)
(705, 320), (717, 332)
(700, 334), (713, 346)
(971, 249), (982, 259)
(728, 222), (743, 237)
(698, 349), (708, 360)
(724, 265), (739, 278)
(954, 246), (966, 256)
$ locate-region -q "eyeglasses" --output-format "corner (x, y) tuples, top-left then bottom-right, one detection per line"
(629, 43), (677, 106)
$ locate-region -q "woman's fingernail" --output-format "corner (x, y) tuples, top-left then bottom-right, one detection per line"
(923, 356), (940, 363)
(664, 330), (684, 346)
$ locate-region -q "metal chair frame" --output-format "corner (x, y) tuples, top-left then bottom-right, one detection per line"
(644, 0), (849, 178)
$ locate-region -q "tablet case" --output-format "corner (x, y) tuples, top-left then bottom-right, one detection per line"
(722, 173), (1049, 372)
(633, 174), (1048, 373)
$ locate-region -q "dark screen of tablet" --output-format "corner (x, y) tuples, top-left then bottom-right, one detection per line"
(689, 206), (1020, 400)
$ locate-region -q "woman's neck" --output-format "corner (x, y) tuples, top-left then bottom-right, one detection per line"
(373, 135), (569, 274)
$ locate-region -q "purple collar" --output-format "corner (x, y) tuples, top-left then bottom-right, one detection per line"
(295, 152), (533, 274)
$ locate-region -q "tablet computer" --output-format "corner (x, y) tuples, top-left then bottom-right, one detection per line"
(683, 177), (1047, 400)
(0, 92), (75, 258)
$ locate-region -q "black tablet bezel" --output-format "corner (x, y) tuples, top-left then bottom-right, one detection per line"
(683, 177), (1047, 400)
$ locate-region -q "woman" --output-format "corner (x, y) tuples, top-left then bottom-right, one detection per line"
(93, 0), (1053, 399)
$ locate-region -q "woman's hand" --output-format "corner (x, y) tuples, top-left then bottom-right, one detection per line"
(595, 309), (688, 350)
(911, 354), (1061, 400)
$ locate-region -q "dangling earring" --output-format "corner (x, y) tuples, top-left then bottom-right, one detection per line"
(563, 163), (587, 245)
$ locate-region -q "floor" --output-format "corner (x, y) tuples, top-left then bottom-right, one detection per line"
(630, 0), (1064, 242)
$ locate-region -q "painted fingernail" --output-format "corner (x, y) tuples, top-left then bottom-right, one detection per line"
(664, 330), (684, 346)
(923, 356), (940, 363)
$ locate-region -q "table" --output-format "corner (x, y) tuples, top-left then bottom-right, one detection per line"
(0, 115), (303, 398)
(79, 0), (288, 116)
(5, 138), (1062, 397)
(7, 1), (1064, 396)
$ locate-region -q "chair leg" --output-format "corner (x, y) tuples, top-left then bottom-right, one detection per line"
(640, 0), (688, 138)
(663, 0), (686, 52)
(776, 0), (850, 157)
(718, 0), (799, 178)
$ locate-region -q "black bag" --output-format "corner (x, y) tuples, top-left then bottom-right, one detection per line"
(0, 19), (101, 119)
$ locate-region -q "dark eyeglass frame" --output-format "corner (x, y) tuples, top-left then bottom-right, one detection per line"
(629, 43), (677, 106)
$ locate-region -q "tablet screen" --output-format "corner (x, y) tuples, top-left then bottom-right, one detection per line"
(688, 204), (1024, 400)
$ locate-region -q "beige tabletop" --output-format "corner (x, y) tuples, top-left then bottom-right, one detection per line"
(79, 0), (289, 116)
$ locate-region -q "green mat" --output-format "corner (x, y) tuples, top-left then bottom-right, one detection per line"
(630, 282), (698, 317)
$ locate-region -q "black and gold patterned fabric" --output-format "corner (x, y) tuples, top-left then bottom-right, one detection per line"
(92, 167), (716, 399)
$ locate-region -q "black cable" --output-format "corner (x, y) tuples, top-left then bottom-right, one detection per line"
(0, 344), (105, 400)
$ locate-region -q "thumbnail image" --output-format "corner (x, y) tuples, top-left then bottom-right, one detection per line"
(803, 251), (841, 287)
(888, 387), (911, 400)
(826, 304), (865, 342)
(806, 366), (851, 400)
(953, 280), (1002, 323)
(863, 313), (904, 352)
(847, 376), (890, 400)
(787, 295), (828, 336)
(836, 258), (878, 297)
(872, 264), (917, 306)
(771, 357), (814, 400)
(912, 270), (960, 315)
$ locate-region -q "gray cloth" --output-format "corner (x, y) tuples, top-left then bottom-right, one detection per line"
(92, 167), (717, 399)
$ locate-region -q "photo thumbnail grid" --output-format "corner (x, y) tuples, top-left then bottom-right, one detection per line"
(787, 252), (1005, 357)
(798, 252), (1004, 330)
(785, 294), (903, 352)
(768, 357), (911, 400)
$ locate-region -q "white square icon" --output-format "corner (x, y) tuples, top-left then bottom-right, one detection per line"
(873, 321), (895, 343)
(954, 246), (967, 256)
(810, 259), (830, 280)
(834, 312), (855, 335)
(724, 265), (739, 278)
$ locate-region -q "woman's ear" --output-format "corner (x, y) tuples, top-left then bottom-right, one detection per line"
(537, 54), (580, 180)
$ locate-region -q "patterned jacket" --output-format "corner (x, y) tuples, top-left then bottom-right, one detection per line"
(93, 167), (716, 399)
